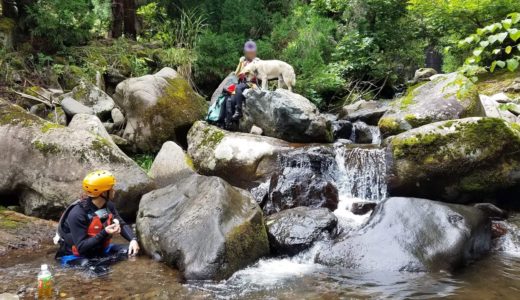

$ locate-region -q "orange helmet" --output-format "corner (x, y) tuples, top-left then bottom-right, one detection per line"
(82, 170), (116, 197)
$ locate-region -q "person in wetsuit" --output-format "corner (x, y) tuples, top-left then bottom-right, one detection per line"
(55, 170), (139, 269)
(229, 40), (260, 120)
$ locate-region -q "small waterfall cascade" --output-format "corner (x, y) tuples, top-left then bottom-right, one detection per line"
(350, 121), (382, 145)
(334, 146), (387, 202)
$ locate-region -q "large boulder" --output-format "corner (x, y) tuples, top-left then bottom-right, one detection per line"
(210, 72), (238, 105)
(187, 121), (293, 188)
(411, 68), (438, 84)
(241, 89), (333, 143)
(387, 117), (520, 203)
(136, 174), (269, 280)
(340, 100), (389, 125)
(61, 97), (93, 118)
(262, 147), (339, 215)
(266, 207), (337, 256)
(316, 197), (491, 272)
(0, 100), (154, 219)
(67, 81), (115, 121)
(148, 141), (194, 188)
(378, 73), (484, 137)
(479, 94), (519, 123)
(68, 114), (113, 142)
(113, 67), (208, 152)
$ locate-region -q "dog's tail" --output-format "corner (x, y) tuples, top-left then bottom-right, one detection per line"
(284, 67), (296, 89)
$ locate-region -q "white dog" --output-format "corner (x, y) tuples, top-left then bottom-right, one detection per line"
(240, 60), (296, 92)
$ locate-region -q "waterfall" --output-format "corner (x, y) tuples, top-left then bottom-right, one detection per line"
(350, 121), (382, 145)
(334, 146), (387, 202)
(332, 145), (388, 229)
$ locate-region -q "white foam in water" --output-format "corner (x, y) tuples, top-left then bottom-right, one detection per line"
(497, 221), (520, 257)
(193, 142), (390, 297)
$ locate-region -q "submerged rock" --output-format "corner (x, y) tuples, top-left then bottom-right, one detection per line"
(263, 147), (339, 215)
(113, 67), (208, 152)
(387, 117), (520, 203)
(187, 121), (292, 188)
(316, 197), (491, 272)
(0, 99), (154, 219)
(0, 209), (56, 256)
(241, 89), (333, 143)
(136, 174), (269, 280)
(148, 141), (194, 188)
(378, 73), (484, 137)
(266, 207), (337, 256)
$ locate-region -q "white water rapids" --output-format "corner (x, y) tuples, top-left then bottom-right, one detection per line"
(190, 145), (389, 298)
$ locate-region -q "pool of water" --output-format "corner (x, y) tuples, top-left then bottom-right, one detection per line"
(1, 216), (519, 299)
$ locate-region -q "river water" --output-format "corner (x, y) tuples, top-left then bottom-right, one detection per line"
(1, 146), (520, 299)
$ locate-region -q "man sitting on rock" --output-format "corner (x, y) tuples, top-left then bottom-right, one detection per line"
(230, 40), (260, 121)
(54, 170), (140, 274)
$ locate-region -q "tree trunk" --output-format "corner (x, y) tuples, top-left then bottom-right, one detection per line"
(123, 0), (136, 39)
(111, 0), (124, 38)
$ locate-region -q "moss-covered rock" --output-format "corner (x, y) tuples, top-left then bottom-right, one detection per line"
(379, 73), (484, 137)
(477, 69), (520, 98)
(387, 117), (520, 203)
(136, 174), (269, 280)
(0, 99), (154, 219)
(0, 17), (15, 49)
(113, 67), (208, 152)
(187, 121), (293, 188)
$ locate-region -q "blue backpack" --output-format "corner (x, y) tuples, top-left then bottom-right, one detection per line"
(206, 94), (227, 124)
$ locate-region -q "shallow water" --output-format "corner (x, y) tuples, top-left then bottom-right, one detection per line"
(2, 146), (520, 299)
(1, 218), (520, 300)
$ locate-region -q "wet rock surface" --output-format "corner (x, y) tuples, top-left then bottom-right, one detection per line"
(266, 207), (337, 256)
(262, 147), (339, 215)
(0, 209), (56, 256)
(136, 174), (269, 280)
(340, 100), (389, 125)
(316, 197), (492, 272)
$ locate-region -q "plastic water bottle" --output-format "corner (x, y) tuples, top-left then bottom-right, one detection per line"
(37, 264), (53, 299)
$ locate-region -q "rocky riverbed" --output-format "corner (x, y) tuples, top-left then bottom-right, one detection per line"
(1, 67), (520, 299)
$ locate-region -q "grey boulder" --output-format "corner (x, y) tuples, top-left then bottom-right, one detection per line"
(378, 73), (484, 136)
(113, 67), (208, 152)
(241, 89), (333, 143)
(68, 81), (115, 121)
(266, 207), (337, 256)
(187, 121), (293, 188)
(136, 174), (269, 280)
(61, 97), (93, 117)
(316, 197), (491, 272)
(0, 99), (154, 219)
(148, 141), (194, 188)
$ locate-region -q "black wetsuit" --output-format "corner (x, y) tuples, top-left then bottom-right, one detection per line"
(57, 198), (135, 259)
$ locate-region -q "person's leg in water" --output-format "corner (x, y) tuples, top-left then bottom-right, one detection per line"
(59, 244), (129, 276)
(231, 83), (249, 120)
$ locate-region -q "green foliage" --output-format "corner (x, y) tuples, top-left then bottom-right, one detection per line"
(133, 154), (155, 172)
(458, 13), (520, 79)
(26, 0), (111, 50)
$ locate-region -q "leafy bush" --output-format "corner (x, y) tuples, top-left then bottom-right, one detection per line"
(26, 0), (110, 50)
(458, 12), (520, 79)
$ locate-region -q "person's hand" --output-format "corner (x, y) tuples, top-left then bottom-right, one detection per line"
(105, 223), (120, 235)
(129, 240), (140, 256)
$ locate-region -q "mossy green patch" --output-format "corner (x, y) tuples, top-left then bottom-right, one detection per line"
(399, 82), (427, 109)
(142, 77), (208, 151)
(200, 125), (225, 149)
(41, 122), (64, 133)
(378, 116), (403, 136)
(0, 99), (42, 127)
(477, 70), (520, 98)
(32, 140), (60, 155)
(185, 154), (195, 170)
(223, 212), (269, 280)
(0, 17), (15, 32)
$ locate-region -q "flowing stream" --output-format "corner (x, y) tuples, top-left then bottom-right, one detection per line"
(2, 144), (520, 299)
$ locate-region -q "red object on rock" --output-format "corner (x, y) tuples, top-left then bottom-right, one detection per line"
(226, 84), (237, 94)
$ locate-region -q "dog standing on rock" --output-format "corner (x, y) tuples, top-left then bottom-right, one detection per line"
(240, 60), (296, 92)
